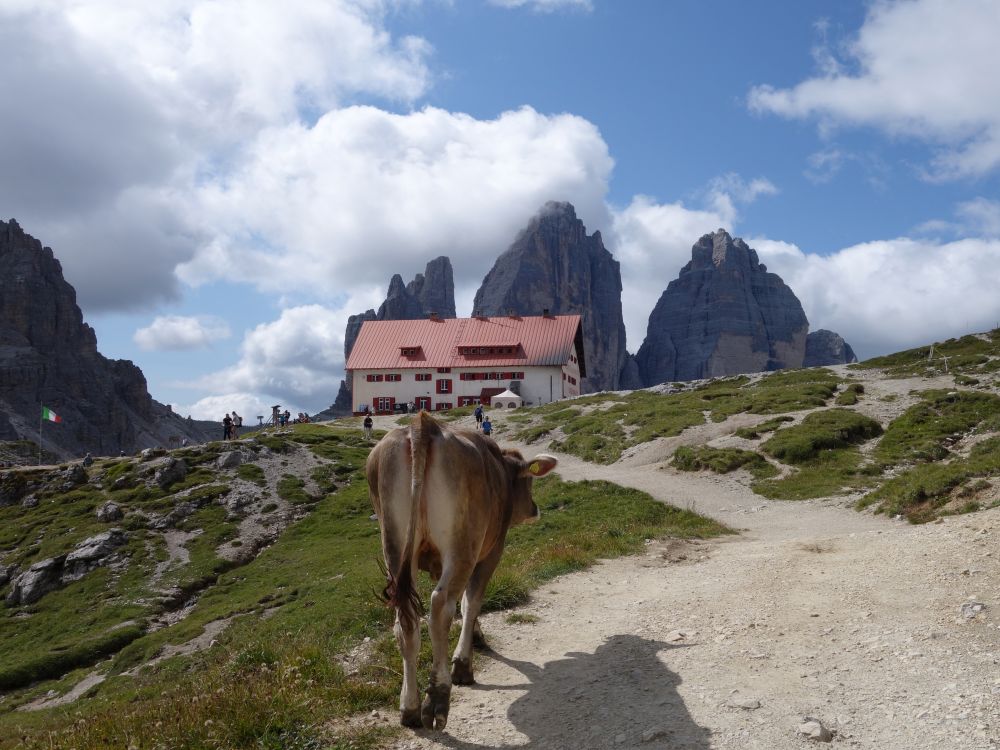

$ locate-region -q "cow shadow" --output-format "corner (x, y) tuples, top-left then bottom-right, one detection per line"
(433, 634), (711, 750)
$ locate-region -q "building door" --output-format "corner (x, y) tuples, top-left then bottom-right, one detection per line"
(415, 396), (431, 411)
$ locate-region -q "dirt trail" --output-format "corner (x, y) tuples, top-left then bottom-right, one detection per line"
(383, 415), (1000, 750)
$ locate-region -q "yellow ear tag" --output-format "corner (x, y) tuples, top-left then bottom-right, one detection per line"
(529, 461), (540, 475)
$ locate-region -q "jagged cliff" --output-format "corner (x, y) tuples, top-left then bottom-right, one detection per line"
(804, 329), (858, 367)
(0, 220), (211, 459)
(636, 229), (809, 385)
(472, 202), (632, 392)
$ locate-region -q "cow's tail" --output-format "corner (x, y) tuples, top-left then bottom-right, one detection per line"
(386, 412), (431, 631)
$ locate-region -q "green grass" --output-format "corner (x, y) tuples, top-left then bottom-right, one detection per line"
(856, 330), (1000, 378)
(835, 383), (865, 406)
(734, 415), (794, 439)
(672, 445), (778, 480)
(762, 408), (883, 464)
(753, 449), (876, 501)
(277, 474), (314, 505)
(874, 390), (1000, 465)
(518, 368), (842, 464)
(1, 426), (729, 750)
(236, 463), (266, 485)
(858, 437), (1000, 522)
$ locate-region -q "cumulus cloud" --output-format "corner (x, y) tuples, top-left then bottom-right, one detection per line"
(176, 105), (613, 294)
(753, 235), (1000, 359)
(0, 0), (434, 311)
(748, 0), (1000, 179)
(134, 315), (231, 351)
(184, 305), (348, 415)
(488, 0), (592, 11)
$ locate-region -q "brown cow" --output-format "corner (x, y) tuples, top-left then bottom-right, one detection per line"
(366, 411), (557, 730)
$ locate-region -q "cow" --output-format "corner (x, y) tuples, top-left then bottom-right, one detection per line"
(366, 411), (557, 730)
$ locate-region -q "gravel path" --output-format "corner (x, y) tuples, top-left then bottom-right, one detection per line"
(377, 406), (1000, 750)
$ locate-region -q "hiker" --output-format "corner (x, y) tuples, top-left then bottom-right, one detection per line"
(232, 411), (242, 438)
(82, 452), (93, 467)
(283, 409), (291, 427)
(474, 403), (484, 429)
(481, 416), (493, 437)
(223, 413), (233, 440)
(363, 414), (374, 441)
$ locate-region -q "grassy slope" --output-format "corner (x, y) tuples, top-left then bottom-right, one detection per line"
(1, 424), (728, 750)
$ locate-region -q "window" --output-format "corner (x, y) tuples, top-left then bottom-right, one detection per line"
(514, 372), (524, 380)
(415, 373), (431, 382)
(437, 367), (451, 373)
(375, 396), (395, 412)
(415, 396), (431, 410)
(435, 402), (453, 411)
(568, 376), (577, 385)
(366, 374), (384, 382)
(385, 373), (401, 382)
(400, 347), (419, 356)
(458, 396), (478, 407)
(436, 379), (452, 394)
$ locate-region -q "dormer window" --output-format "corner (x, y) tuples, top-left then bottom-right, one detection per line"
(400, 346), (421, 357)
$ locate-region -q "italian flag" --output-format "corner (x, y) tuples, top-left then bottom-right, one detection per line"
(41, 406), (62, 423)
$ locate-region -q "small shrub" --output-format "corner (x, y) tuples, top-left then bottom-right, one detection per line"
(763, 409), (882, 464)
(672, 445), (777, 479)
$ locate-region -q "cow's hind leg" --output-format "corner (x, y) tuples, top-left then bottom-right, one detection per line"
(422, 564), (471, 730)
(451, 547), (502, 685)
(395, 613), (422, 727)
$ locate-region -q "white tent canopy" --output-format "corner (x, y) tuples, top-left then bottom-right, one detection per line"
(491, 389), (523, 409)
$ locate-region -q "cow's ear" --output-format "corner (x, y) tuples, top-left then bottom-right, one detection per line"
(522, 454), (558, 478)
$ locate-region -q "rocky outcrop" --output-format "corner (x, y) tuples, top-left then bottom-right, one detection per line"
(0, 220), (213, 459)
(5, 529), (126, 605)
(332, 257), (458, 416)
(636, 230), (809, 385)
(472, 202), (630, 392)
(804, 330), (858, 367)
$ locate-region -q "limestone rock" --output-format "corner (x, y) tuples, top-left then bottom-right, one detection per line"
(0, 563), (17, 588)
(407, 256), (456, 319)
(798, 717), (833, 742)
(0, 219), (215, 460)
(96, 501), (123, 522)
(6, 556), (64, 606)
(63, 529), (126, 579)
(472, 202), (629, 392)
(804, 329), (858, 367)
(153, 457), (188, 489)
(216, 450), (243, 470)
(636, 229), (809, 385)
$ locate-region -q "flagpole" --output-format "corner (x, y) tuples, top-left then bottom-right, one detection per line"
(38, 407), (42, 466)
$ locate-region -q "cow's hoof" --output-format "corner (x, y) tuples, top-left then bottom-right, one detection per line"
(421, 683), (451, 730)
(451, 657), (475, 685)
(400, 707), (422, 728)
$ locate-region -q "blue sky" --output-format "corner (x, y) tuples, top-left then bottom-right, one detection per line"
(3, 0), (1000, 420)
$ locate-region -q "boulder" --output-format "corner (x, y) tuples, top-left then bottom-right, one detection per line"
(59, 463), (88, 491)
(804, 329), (858, 367)
(216, 450), (243, 470)
(0, 471), (27, 506)
(63, 529), (127, 579)
(96, 501), (123, 522)
(153, 457), (188, 490)
(0, 563), (17, 588)
(636, 229), (809, 385)
(6, 556), (64, 606)
(472, 202), (630, 392)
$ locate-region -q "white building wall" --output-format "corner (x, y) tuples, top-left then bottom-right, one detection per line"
(351, 358), (579, 413)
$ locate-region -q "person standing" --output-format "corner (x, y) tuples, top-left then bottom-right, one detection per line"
(231, 411), (242, 438)
(222, 413), (233, 441)
(363, 414), (374, 441)
(474, 404), (483, 429)
(481, 416), (493, 437)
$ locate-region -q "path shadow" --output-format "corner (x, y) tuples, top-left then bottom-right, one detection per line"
(431, 634), (711, 750)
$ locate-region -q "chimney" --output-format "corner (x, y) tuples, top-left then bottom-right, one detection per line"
(542, 308), (551, 317)
(429, 311), (439, 321)
(507, 308), (518, 318)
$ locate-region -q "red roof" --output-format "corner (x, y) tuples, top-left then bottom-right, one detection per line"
(347, 314), (585, 373)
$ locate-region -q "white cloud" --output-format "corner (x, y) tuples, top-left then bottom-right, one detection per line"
(748, 0), (1000, 179)
(176, 105), (613, 294)
(173, 393), (278, 424)
(752, 235), (1000, 358)
(187, 305), (348, 414)
(488, 0), (592, 12)
(0, 0), (434, 311)
(134, 315), (231, 351)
